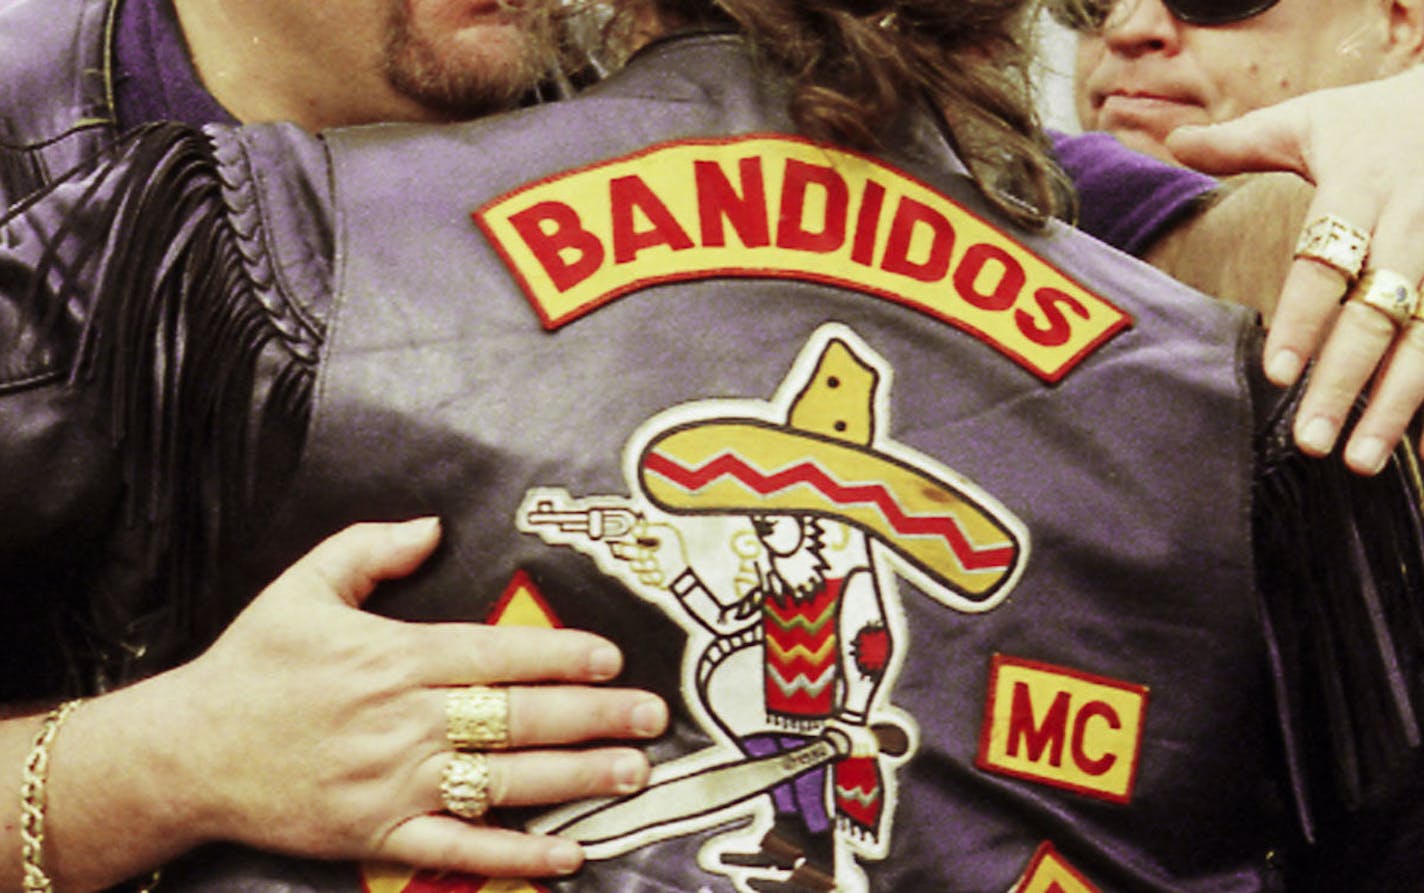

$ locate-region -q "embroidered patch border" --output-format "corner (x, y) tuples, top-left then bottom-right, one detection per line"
(1011, 841), (1102, 893)
(977, 654), (1149, 804)
(476, 134), (1131, 382)
(518, 324), (1029, 893)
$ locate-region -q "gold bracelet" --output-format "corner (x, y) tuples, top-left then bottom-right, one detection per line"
(20, 700), (82, 893)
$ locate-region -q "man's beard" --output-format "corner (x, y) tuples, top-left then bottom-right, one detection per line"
(381, 1), (557, 119)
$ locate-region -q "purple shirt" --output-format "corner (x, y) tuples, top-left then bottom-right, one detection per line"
(1052, 130), (1217, 257)
(112, 0), (236, 129)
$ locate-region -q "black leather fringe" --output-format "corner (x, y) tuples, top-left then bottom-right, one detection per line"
(22, 123), (323, 688)
(0, 120), (117, 210)
(1255, 384), (1424, 842)
(0, 142), (44, 209)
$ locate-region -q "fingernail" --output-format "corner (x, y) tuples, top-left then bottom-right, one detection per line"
(1346, 435), (1390, 476)
(393, 516), (440, 545)
(588, 644), (622, 680)
(1297, 416), (1339, 455)
(632, 696), (668, 737)
(548, 839), (583, 875)
(613, 752), (648, 792)
(1265, 349), (1304, 385)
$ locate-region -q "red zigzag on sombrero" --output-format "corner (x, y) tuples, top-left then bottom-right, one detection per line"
(635, 334), (1024, 600)
(642, 449), (1016, 573)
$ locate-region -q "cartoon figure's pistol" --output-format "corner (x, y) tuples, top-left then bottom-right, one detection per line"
(524, 500), (640, 541)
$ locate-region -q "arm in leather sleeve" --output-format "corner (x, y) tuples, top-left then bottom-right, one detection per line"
(0, 122), (333, 694)
(0, 143), (131, 563)
(1252, 368), (1424, 881)
(0, 141), (141, 699)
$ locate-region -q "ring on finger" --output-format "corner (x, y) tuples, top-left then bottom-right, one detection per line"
(1294, 214), (1371, 282)
(446, 685), (511, 750)
(440, 752), (493, 820)
(1347, 268), (1421, 328)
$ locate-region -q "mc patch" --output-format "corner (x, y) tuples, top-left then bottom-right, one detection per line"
(1011, 842), (1102, 893)
(977, 655), (1149, 804)
(476, 135), (1130, 382)
(518, 324), (1029, 893)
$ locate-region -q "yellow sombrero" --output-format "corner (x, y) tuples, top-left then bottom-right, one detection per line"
(637, 338), (1022, 600)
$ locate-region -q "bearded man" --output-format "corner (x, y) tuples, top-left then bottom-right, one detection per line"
(0, 0), (587, 702)
(0, 0), (568, 209)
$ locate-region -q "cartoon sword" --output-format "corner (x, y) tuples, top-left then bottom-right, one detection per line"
(550, 724), (910, 846)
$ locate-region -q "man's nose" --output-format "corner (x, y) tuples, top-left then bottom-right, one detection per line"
(1101, 0), (1183, 55)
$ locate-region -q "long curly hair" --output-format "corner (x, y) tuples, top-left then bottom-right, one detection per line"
(590, 0), (1073, 227)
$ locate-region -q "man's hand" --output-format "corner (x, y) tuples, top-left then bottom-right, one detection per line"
(1168, 67), (1424, 475)
(161, 519), (668, 878)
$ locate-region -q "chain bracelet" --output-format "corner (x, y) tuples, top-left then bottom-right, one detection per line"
(20, 700), (83, 893)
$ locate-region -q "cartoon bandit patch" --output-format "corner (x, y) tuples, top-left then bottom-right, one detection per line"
(519, 325), (1028, 893)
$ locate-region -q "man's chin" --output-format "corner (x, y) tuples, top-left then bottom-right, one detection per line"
(385, 23), (549, 119)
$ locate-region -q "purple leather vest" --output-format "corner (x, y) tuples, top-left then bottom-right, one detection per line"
(190, 35), (1296, 893)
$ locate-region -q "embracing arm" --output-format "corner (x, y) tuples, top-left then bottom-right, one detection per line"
(1164, 68), (1424, 475)
(0, 131), (671, 889)
(1142, 172), (1310, 322)
(0, 120), (339, 685)
(0, 519), (668, 893)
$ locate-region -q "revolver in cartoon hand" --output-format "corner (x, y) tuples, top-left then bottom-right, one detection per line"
(524, 499), (642, 542)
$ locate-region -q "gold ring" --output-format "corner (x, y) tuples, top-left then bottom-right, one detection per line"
(1294, 214), (1370, 282)
(1347, 268), (1421, 328)
(440, 752), (492, 820)
(446, 686), (511, 750)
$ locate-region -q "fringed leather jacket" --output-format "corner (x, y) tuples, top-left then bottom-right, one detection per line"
(0, 0), (114, 694)
(0, 0), (121, 207)
(3, 32), (1424, 893)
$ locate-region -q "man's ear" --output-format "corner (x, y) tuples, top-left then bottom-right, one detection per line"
(1382, 0), (1424, 72)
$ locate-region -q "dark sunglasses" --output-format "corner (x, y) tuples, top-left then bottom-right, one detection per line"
(1053, 0), (1280, 29)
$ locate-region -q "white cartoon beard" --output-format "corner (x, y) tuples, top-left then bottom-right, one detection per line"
(769, 548), (827, 600)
